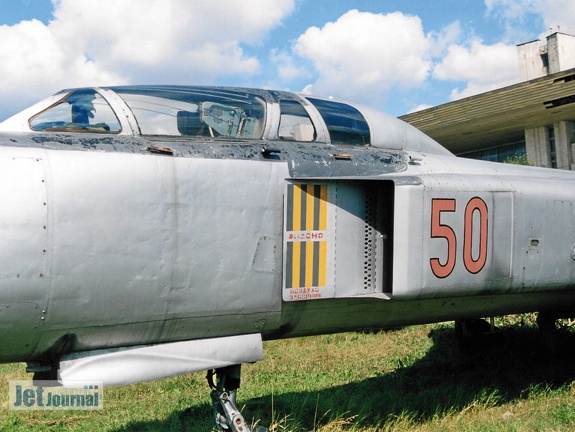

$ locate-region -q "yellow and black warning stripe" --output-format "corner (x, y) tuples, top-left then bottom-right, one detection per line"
(285, 184), (328, 289)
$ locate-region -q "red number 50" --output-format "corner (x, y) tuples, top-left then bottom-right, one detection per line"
(430, 197), (488, 278)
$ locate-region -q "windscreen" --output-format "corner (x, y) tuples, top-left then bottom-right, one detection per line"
(29, 89), (121, 134)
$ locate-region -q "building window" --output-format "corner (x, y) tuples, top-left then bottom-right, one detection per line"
(549, 127), (557, 168)
(460, 140), (526, 163)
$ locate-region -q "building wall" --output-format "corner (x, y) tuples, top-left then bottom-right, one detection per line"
(525, 127), (551, 167)
(518, 33), (575, 80)
(548, 33), (575, 74)
(555, 121), (573, 170)
(525, 121), (575, 170)
(518, 34), (575, 169)
(518, 40), (547, 81)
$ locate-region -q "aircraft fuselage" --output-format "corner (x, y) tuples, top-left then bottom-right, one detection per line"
(0, 86), (573, 386)
(0, 133), (574, 365)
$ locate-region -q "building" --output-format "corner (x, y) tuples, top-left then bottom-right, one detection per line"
(400, 32), (575, 169)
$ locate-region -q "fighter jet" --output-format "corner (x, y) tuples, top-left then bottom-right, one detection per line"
(0, 85), (574, 431)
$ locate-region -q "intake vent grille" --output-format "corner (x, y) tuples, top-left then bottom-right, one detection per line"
(363, 190), (376, 290)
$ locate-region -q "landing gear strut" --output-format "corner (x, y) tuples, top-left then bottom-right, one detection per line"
(536, 310), (575, 358)
(207, 365), (267, 432)
(454, 318), (494, 355)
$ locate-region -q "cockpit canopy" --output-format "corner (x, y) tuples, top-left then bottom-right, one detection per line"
(29, 87), (268, 139)
(0, 85), (451, 155)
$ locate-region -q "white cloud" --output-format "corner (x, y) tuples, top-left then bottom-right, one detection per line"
(427, 0), (575, 104)
(538, 0), (575, 36)
(0, 18), (124, 116)
(485, 0), (575, 39)
(270, 49), (311, 81)
(433, 39), (519, 100)
(484, 0), (540, 20)
(484, 0), (543, 41)
(0, 0), (294, 119)
(428, 21), (462, 57)
(50, 0), (294, 76)
(407, 103), (434, 114)
(293, 10), (432, 105)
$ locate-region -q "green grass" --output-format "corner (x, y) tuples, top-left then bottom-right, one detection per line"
(1, 315), (575, 431)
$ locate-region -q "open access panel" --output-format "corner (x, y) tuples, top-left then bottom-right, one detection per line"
(283, 180), (394, 301)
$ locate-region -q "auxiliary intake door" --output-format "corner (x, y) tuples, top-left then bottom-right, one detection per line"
(283, 181), (393, 301)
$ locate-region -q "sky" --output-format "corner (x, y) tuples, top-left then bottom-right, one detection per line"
(0, 0), (572, 121)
